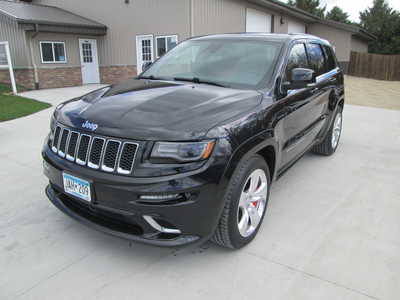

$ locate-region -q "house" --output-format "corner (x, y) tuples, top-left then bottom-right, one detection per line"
(0, 0), (375, 90)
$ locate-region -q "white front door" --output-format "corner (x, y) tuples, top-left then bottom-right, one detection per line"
(136, 35), (154, 74)
(246, 8), (272, 33)
(79, 39), (100, 84)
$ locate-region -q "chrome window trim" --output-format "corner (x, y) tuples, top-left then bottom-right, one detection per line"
(101, 140), (121, 172)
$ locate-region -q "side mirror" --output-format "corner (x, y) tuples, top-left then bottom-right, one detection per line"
(142, 61), (152, 72)
(282, 68), (316, 91)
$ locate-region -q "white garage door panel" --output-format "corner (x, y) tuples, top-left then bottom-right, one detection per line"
(246, 8), (271, 33)
(288, 20), (306, 34)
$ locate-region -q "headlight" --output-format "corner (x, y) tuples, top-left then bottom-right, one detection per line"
(151, 140), (216, 163)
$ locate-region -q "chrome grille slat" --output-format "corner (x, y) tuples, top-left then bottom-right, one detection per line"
(88, 138), (105, 169)
(58, 128), (70, 158)
(51, 123), (138, 175)
(52, 126), (62, 152)
(66, 131), (79, 161)
(76, 134), (91, 165)
(117, 142), (139, 175)
(101, 140), (121, 172)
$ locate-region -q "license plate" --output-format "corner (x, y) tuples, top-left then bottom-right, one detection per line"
(63, 173), (91, 202)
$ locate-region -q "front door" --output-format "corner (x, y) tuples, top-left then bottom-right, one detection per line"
(79, 39), (100, 84)
(278, 42), (328, 168)
(136, 35), (154, 74)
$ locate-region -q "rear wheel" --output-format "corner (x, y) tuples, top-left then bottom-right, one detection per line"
(312, 107), (343, 156)
(212, 154), (270, 249)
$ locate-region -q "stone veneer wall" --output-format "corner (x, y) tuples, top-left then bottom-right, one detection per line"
(37, 67), (83, 89)
(100, 65), (137, 84)
(0, 65), (137, 90)
(0, 69), (35, 90)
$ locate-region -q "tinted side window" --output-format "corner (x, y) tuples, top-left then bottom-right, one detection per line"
(306, 43), (326, 76)
(322, 45), (337, 71)
(285, 43), (309, 80)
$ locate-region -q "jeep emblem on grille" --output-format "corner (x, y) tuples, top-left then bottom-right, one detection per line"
(82, 120), (98, 131)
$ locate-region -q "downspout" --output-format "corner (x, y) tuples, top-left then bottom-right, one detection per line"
(189, 0), (194, 37)
(28, 24), (40, 89)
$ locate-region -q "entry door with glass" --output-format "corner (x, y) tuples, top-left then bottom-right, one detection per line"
(136, 35), (154, 74)
(79, 39), (100, 84)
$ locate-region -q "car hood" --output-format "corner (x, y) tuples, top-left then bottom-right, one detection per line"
(57, 79), (262, 141)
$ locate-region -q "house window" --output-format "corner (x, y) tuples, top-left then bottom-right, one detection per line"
(156, 35), (178, 57)
(40, 41), (66, 63)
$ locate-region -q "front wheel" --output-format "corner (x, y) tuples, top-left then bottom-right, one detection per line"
(211, 154), (270, 249)
(313, 107), (343, 156)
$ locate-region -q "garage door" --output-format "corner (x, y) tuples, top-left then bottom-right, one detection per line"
(246, 8), (271, 33)
(288, 20), (306, 34)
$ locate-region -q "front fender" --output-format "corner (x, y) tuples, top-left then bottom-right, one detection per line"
(222, 129), (277, 182)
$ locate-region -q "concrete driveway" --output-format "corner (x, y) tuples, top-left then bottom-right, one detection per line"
(1, 84), (399, 300)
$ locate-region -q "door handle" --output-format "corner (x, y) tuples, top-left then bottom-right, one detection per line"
(310, 87), (319, 94)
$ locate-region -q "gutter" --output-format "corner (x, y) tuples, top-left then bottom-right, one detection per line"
(189, 0), (194, 36)
(27, 23), (40, 90)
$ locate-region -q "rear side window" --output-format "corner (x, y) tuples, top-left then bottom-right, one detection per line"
(306, 43), (326, 76)
(322, 45), (337, 71)
(285, 43), (309, 80)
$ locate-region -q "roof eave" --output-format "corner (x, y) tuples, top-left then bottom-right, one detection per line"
(247, 0), (318, 23)
(17, 19), (106, 30)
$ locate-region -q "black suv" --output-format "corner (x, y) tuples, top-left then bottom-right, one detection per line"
(43, 34), (344, 249)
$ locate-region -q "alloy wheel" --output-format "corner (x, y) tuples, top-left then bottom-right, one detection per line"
(331, 112), (342, 149)
(237, 169), (268, 237)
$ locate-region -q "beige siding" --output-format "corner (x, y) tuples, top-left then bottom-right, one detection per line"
(34, 0), (191, 67)
(192, 0), (306, 35)
(308, 23), (352, 62)
(29, 32), (98, 68)
(193, 0), (246, 35)
(351, 37), (368, 53)
(35, 0), (309, 67)
(0, 13), (30, 68)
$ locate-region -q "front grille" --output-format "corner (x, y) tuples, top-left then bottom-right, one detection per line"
(118, 143), (138, 174)
(58, 129), (69, 157)
(51, 124), (139, 175)
(102, 140), (120, 172)
(88, 138), (105, 169)
(76, 135), (91, 165)
(66, 132), (79, 161)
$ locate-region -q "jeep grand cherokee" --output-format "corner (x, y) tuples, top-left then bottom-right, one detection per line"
(43, 34), (344, 249)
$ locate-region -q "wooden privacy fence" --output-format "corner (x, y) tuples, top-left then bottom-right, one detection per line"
(348, 51), (400, 81)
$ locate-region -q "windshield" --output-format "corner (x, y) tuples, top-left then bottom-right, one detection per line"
(141, 39), (283, 90)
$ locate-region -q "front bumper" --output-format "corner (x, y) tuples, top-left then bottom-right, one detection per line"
(42, 144), (227, 247)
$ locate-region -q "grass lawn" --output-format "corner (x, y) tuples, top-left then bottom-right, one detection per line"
(0, 83), (51, 122)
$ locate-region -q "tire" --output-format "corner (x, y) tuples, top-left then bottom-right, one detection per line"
(312, 107), (343, 156)
(211, 154), (270, 249)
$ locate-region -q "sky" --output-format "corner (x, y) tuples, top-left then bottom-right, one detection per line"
(320, 0), (400, 22)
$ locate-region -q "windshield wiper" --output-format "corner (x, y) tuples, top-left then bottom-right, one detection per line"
(173, 77), (229, 88)
(137, 75), (166, 80)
